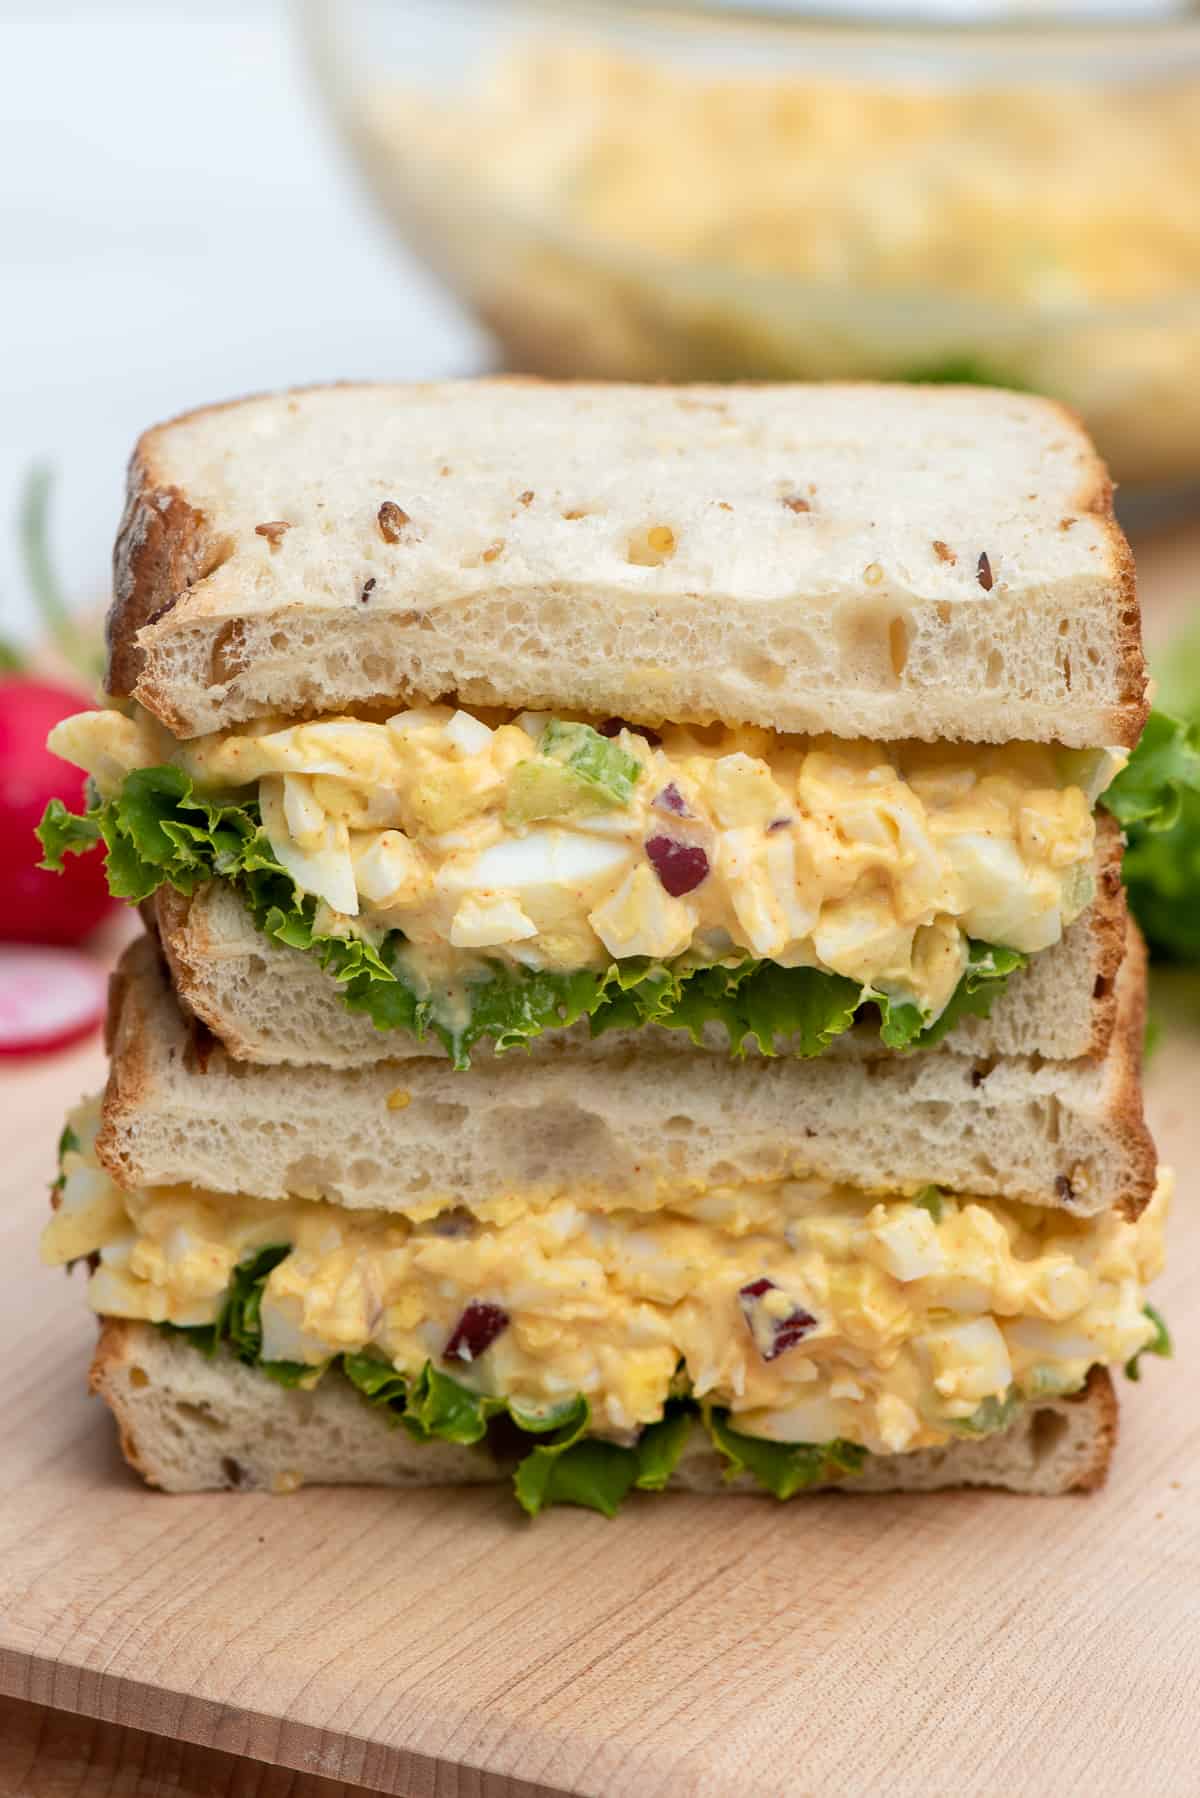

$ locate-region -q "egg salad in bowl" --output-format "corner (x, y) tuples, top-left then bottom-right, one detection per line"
(45, 1100), (1170, 1513)
(41, 701), (1122, 1067)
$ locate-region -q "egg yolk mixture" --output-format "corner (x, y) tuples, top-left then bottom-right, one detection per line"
(51, 704), (1119, 1033)
(377, 46), (1200, 312)
(46, 1105), (1166, 1458)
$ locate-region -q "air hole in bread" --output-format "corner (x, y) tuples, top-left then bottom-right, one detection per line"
(736, 651), (785, 691)
(985, 649), (1005, 688)
(285, 1152), (340, 1192)
(835, 599), (905, 691)
(489, 1103), (618, 1186)
(888, 617), (909, 680)
(209, 620), (248, 685)
(128, 1365), (149, 1390)
(414, 1101), (468, 1132)
(1031, 1407), (1070, 1464)
(626, 525), (677, 566)
(664, 1115), (694, 1135)
(175, 1401), (228, 1435)
(196, 533), (236, 583)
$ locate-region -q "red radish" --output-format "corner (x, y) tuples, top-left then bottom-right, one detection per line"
(0, 677), (114, 944)
(0, 945), (107, 1056)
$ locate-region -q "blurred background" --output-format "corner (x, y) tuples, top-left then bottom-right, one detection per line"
(1, 0), (484, 646)
(1, 0), (1198, 1044)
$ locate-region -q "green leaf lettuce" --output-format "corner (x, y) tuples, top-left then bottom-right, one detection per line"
(1104, 710), (1200, 964)
(38, 767), (1022, 1065)
(1124, 1304), (1172, 1382)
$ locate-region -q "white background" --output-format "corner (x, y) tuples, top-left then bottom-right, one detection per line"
(1, 1), (482, 649)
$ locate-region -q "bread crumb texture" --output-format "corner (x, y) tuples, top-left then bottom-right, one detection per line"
(106, 382), (1143, 746)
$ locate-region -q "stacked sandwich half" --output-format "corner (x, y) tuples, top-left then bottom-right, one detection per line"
(41, 382), (1170, 1514)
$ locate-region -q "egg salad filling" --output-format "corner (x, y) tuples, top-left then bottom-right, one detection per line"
(47, 1104), (1167, 1478)
(43, 703), (1120, 1064)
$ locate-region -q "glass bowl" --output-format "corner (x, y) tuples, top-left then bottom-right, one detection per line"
(301, 0), (1200, 493)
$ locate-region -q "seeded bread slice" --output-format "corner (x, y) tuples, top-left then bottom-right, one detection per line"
(97, 928), (1154, 1219)
(107, 381), (1145, 747)
(150, 815), (1127, 1070)
(90, 1321), (1119, 1500)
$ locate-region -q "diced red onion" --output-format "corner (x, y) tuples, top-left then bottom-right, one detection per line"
(653, 782), (691, 817)
(444, 1300), (509, 1364)
(645, 835), (709, 897)
(738, 1278), (818, 1361)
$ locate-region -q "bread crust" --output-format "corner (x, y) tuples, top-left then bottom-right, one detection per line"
(1082, 812), (1128, 1060)
(109, 457), (232, 717)
(1099, 919), (1155, 1221)
(102, 381), (1147, 747)
(87, 1318), (1119, 1499)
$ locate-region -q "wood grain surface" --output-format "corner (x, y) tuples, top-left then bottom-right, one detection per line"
(1, 527), (1197, 1797)
(0, 1694), (385, 1797)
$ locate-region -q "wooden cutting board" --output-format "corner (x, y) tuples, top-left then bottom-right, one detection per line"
(0, 1007), (1197, 1797)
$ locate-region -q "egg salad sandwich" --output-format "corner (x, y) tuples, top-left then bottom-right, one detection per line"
(40, 381), (1144, 1071)
(43, 931), (1167, 1512)
(38, 380), (1171, 1516)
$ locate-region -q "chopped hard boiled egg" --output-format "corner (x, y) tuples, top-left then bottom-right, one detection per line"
(48, 704), (1109, 1031)
(46, 1102), (1169, 1459)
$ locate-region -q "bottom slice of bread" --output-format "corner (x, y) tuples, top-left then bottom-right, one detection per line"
(91, 1321), (1117, 1501)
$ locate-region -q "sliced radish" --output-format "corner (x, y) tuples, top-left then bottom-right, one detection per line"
(0, 945), (107, 1056)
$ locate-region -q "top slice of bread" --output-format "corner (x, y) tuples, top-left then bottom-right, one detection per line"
(108, 381), (1145, 747)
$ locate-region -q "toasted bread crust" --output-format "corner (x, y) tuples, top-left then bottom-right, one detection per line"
(1069, 1364), (1120, 1494)
(1084, 813), (1129, 1062)
(109, 458), (232, 717)
(1104, 920), (1156, 1222)
(88, 1318), (154, 1486)
(103, 380), (1148, 746)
